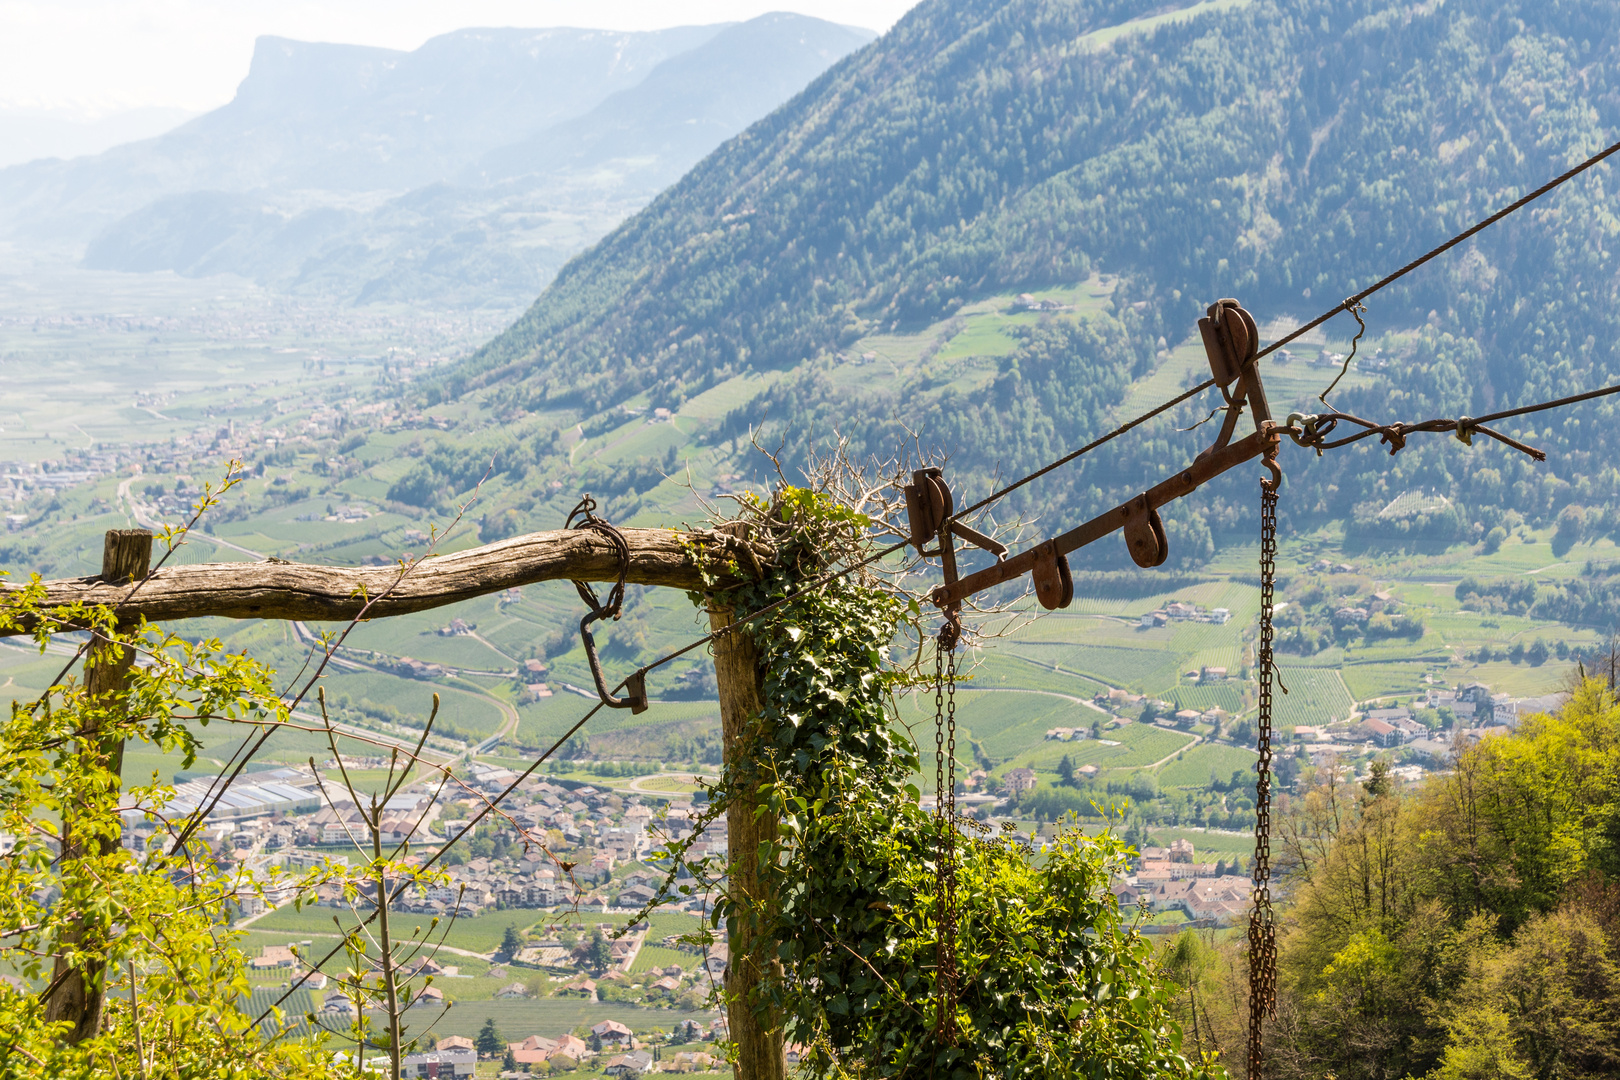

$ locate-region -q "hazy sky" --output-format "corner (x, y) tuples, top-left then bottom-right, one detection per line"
(0, 0), (917, 117)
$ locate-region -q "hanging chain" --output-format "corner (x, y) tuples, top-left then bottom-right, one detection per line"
(1248, 439), (1281, 1080)
(935, 607), (963, 1044)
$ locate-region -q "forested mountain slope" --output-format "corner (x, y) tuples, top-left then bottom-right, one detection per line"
(453, 0), (1620, 564)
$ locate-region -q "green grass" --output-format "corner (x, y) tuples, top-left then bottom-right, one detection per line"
(1156, 743), (1256, 788)
(1007, 641), (1183, 694)
(971, 650), (1110, 698)
(903, 689), (1094, 765)
(1339, 661), (1439, 702)
(1138, 827), (1253, 860)
(250, 906), (546, 957)
(998, 721), (1193, 777)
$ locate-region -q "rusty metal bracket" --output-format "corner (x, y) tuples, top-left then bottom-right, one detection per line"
(924, 298), (1276, 610)
(580, 617), (649, 714)
(567, 495), (650, 714)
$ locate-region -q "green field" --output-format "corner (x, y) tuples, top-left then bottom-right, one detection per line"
(1156, 743), (1256, 788)
(999, 721), (1194, 779)
(631, 945), (699, 974)
(251, 905), (533, 957)
(1270, 665), (1356, 727)
(1167, 683), (1246, 713)
(1006, 641), (1182, 693)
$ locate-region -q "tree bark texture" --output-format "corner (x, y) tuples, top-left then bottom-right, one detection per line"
(708, 605), (787, 1080)
(2, 527), (768, 637)
(42, 529), (152, 1042)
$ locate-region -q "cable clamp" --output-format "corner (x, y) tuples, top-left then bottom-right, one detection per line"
(1455, 416), (1477, 447)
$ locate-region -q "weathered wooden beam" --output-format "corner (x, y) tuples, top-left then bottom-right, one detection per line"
(2, 527), (768, 635)
(708, 603), (787, 1080)
(44, 529), (152, 1042)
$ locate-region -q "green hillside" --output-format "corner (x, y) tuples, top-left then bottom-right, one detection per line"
(428, 0), (1620, 576)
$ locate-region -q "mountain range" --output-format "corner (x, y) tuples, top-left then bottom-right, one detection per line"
(434, 0), (1620, 568)
(0, 15), (874, 308)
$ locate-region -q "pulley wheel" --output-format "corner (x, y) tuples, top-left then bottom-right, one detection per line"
(1032, 546), (1074, 610)
(1123, 501), (1170, 569)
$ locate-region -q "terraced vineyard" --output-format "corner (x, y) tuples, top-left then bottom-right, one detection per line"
(1270, 665), (1356, 728)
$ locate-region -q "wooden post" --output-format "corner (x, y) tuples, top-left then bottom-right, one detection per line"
(43, 529), (152, 1042)
(708, 605), (787, 1080)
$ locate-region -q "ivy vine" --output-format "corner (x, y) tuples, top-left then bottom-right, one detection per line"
(654, 486), (1225, 1080)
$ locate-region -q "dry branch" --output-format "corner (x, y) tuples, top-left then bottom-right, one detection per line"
(3, 527), (769, 636)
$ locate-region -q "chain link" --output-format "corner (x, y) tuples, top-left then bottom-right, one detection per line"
(934, 610), (961, 1044)
(1248, 447), (1281, 1080)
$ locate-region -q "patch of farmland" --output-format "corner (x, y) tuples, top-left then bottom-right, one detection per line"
(1270, 666), (1355, 727)
(912, 690), (1095, 762)
(1109, 722), (1195, 766)
(1027, 643), (1183, 694)
(1168, 683), (1246, 713)
(1156, 743), (1256, 787)
(1340, 662), (1434, 701)
(630, 944), (698, 973)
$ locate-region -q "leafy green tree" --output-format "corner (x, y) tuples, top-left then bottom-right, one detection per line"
(1362, 759), (1393, 798)
(476, 1017), (504, 1058)
(586, 930), (613, 975)
(0, 582), (332, 1076)
(1057, 754), (1075, 787)
(499, 925), (525, 959)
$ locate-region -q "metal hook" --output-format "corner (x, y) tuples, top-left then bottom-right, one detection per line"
(567, 492), (648, 714)
(579, 612), (649, 714)
(1260, 424), (1284, 492)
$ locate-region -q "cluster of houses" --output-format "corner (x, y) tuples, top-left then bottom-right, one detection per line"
(1139, 602), (1232, 629)
(388, 1017), (730, 1077)
(1082, 689), (1231, 732)
(132, 762), (723, 928)
(1290, 682), (1566, 767)
(1011, 293), (1068, 312)
(1110, 840), (1252, 924)
(519, 657), (555, 702)
(1328, 589), (1401, 628)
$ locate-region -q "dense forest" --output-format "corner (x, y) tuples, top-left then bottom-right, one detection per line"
(431, 0), (1620, 568)
(1164, 680), (1620, 1080)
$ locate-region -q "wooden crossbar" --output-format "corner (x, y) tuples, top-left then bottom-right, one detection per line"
(1, 526), (767, 635)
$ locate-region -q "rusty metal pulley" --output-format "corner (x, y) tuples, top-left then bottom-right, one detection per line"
(1199, 297), (1261, 388)
(905, 467), (954, 552)
(1121, 493), (1169, 569)
(1029, 540), (1073, 610)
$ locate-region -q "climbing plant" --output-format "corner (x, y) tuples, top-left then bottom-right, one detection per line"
(658, 485), (1225, 1079)
(0, 583), (333, 1078)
